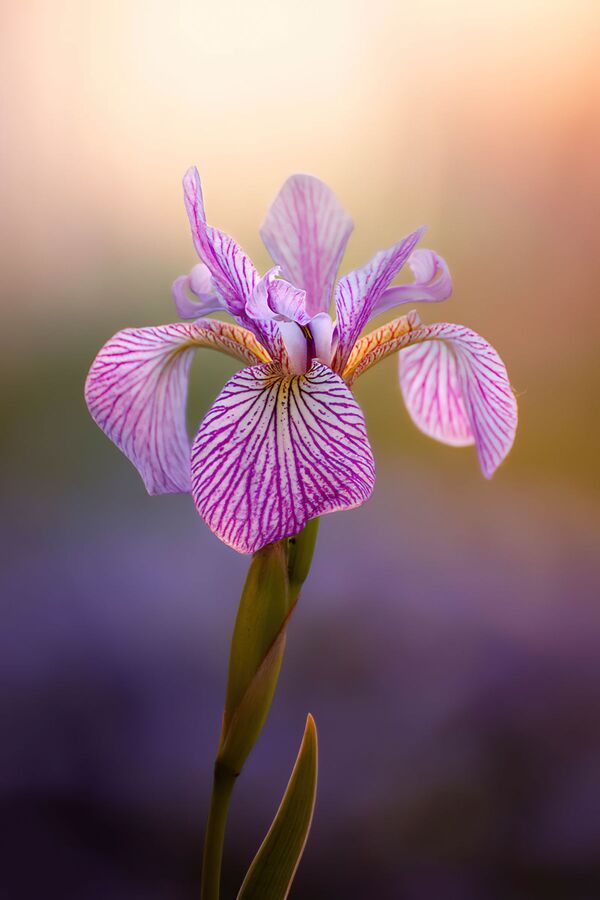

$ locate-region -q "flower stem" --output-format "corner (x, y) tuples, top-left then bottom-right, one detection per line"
(200, 519), (320, 899)
(200, 761), (236, 900)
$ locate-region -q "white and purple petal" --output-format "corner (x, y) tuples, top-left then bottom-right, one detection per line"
(85, 320), (269, 496)
(399, 322), (517, 478)
(371, 249), (452, 318)
(190, 361), (375, 553)
(260, 174), (354, 318)
(182, 167), (259, 317)
(332, 227), (425, 372)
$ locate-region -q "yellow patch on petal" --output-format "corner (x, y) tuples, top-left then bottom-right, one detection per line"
(342, 310), (420, 385)
(181, 319), (271, 365)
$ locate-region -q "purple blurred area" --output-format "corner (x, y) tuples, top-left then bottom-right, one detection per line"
(2, 340), (599, 898)
(2, 1), (600, 897)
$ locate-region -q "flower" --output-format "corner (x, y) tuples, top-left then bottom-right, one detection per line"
(85, 169), (517, 553)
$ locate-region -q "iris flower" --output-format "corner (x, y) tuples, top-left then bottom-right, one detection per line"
(85, 169), (517, 553)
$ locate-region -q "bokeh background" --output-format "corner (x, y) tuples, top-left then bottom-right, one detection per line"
(2, 1), (600, 898)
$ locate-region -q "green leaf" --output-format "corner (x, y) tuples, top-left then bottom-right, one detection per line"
(237, 714), (318, 900)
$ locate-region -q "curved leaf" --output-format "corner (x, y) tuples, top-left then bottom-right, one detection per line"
(237, 715), (318, 900)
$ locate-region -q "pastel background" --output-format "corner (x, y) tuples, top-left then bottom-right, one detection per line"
(2, 1), (599, 898)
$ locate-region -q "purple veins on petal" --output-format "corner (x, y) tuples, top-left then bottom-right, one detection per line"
(261, 174), (354, 318)
(84, 320), (269, 496)
(398, 322), (517, 478)
(332, 226), (426, 373)
(182, 166), (259, 317)
(190, 361), (376, 554)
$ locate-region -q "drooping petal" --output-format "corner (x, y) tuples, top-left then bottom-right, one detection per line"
(182, 167), (259, 317)
(85, 320), (270, 495)
(172, 264), (226, 319)
(342, 313), (516, 477)
(260, 174), (354, 318)
(332, 227), (425, 372)
(398, 322), (517, 477)
(190, 361), (376, 553)
(370, 249), (452, 317)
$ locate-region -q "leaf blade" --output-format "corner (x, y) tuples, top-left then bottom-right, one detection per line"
(237, 714), (318, 900)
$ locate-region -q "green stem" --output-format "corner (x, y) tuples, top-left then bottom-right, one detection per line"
(201, 762), (237, 900)
(200, 518), (320, 899)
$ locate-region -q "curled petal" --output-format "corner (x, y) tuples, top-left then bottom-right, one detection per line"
(371, 249), (452, 317)
(190, 361), (376, 553)
(246, 269), (311, 326)
(172, 264), (225, 319)
(332, 227), (425, 373)
(261, 174), (354, 318)
(182, 167), (259, 317)
(85, 320), (269, 495)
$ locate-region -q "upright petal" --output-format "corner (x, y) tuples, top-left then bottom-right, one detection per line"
(190, 361), (375, 553)
(397, 323), (517, 478)
(183, 167), (259, 317)
(370, 249), (452, 317)
(260, 174), (354, 318)
(332, 227), (425, 372)
(85, 320), (269, 495)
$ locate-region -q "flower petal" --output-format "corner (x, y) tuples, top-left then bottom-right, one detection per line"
(399, 322), (517, 478)
(85, 320), (270, 495)
(190, 361), (375, 553)
(277, 321), (308, 375)
(332, 227), (425, 372)
(371, 249), (452, 317)
(260, 174), (354, 318)
(183, 167), (259, 317)
(172, 264), (226, 319)
(309, 312), (336, 366)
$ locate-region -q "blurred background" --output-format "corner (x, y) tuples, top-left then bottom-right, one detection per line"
(2, 1), (599, 897)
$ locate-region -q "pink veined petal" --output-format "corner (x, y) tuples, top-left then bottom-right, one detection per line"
(190, 361), (376, 554)
(182, 167), (258, 317)
(371, 249), (452, 317)
(85, 320), (269, 496)
(332, 226), (425, 373)
(182, 167), (282, 358)
(260, 174), (354, 318)
(398, 322), (517, 478)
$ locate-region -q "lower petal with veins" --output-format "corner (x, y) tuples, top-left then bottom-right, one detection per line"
(190, 361), (375, 553)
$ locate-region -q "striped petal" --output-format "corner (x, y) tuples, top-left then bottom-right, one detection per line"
(183, 167), (259, 317)
(260, 175), (354, 318)
(190, 361), (375, 553)
(398, 322), (517, 478)
(182, 167), (282, 358)
(85, 320), (269, 496)
(332, 227), (425, 373)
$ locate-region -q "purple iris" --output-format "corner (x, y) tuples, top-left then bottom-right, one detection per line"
(85, 169), (517, 553)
